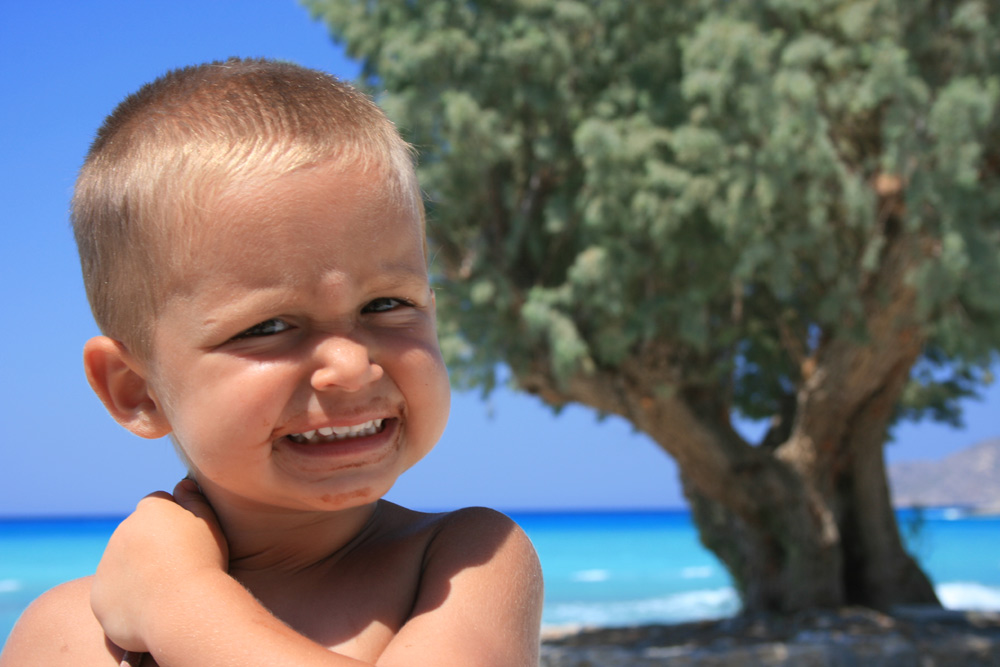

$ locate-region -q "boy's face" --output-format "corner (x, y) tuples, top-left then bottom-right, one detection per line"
(138, 160), (450, 513)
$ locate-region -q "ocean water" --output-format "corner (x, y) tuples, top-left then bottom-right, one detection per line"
(2, 509), (999, 645)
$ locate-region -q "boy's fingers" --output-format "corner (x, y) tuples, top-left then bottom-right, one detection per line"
(172, 479), (219, 525)
(172, 478), (229, 563)
(171, 478), (208, 512)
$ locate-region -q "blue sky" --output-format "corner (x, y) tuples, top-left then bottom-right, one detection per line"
(1, 1), (997, 517)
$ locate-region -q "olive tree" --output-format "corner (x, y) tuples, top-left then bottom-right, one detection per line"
(304, 0), (1000, 613)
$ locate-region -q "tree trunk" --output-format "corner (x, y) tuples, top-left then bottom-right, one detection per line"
(679, 434), (938, 613)
(523, 342), (941, 614)
(682, 471), (844, 612)
(650, 326), (938, 612)
(519, 214), (941, 614)
(833, 353), (939, 609)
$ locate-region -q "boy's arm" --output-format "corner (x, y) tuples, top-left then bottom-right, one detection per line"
(91, 483), (369, 665)
(89, 482), (228, 655)
(93, 484), (543, 666)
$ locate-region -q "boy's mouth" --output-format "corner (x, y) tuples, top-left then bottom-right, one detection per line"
(287, 418), (386, 444)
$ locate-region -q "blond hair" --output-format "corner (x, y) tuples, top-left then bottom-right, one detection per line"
(72, 58), (420, 358)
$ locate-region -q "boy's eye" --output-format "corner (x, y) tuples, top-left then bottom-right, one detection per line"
(231, 318), (292, 340)
(363, 297), (411, 313)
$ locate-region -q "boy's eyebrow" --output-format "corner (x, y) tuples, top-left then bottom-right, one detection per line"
(194, 265), (431, 325)
(368, 264), (431, 289)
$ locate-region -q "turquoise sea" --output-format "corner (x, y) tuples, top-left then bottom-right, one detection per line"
(2, 508), (999, 645)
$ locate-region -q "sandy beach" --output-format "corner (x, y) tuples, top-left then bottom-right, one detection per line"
(540, 606), (1000, 666)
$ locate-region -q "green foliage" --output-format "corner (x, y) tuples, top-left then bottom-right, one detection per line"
(305, 0), (1000, 428)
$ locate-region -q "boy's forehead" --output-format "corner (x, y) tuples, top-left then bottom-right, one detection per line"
(162, 160), (425, 280)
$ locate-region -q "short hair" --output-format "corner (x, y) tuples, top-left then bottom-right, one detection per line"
(72, 58), (421, 358)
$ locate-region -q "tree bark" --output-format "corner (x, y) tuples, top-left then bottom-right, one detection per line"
(834, 353), (939, 608)
(656, 358), (937, 612)
(675, 376), (939, 613)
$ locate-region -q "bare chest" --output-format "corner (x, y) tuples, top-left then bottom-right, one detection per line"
(240, 538), (427, 659)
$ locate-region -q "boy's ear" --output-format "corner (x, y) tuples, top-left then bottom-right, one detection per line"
(83, 336), (171, 439)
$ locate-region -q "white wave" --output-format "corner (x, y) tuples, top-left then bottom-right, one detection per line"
(681, 566), (714, 579)
(0, 579), (21, 593)
(543, 587), (740, 628)
(938, 582), (1000, 611)
(571, 569), (610, 583)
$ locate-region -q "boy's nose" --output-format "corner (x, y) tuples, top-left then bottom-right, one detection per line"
(310, 334), (383, 392)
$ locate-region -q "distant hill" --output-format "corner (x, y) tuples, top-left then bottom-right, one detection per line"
(889, 438), (1000, 510)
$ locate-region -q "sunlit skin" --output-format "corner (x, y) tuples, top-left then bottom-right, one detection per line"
(105, 159), (454, 584)
(0, 159), (543, 666)
(139, 160), (450, 556)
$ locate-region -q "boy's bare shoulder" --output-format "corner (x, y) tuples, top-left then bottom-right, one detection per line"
(0, 576), (122, 666)
(383, 502), (538, 569)
(375, 504), (543, 665)
(425, 506), (536, 553)
(425, 505), (542, 594)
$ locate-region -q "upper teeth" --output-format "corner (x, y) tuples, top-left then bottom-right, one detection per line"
(291, 419), (384, 444)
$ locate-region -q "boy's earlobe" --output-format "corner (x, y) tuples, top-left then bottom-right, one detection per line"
(83, 336), (171, 439)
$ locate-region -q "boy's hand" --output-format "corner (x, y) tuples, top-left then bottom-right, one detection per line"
(91, 480), (227, 652)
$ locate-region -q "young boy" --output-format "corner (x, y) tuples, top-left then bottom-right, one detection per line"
(0, 58), (543, 666)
